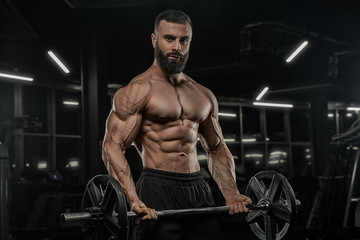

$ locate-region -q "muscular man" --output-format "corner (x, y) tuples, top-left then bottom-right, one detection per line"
(102, 9), (252, 240)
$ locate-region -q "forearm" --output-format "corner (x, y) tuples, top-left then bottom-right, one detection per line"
(207, 144), (240, 200)
(104, 143), (141, 206)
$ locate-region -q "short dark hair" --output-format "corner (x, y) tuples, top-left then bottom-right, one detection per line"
(154, 9), (192, 32)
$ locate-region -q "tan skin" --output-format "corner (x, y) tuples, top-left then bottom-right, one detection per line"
(102, 20), (252, 223)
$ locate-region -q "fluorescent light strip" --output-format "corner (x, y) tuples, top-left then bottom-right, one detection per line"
(347, 107), (360, 111)
(48, 51), (70, 73)
(0, 73), (33, 81)
(245, 153), (263, 158)
(63, 101), (79, 105)
(268, 159), (287, 165)
(253, 102), (293, 108)
(286, 41), (309, 63)
(256, 87), (269, 101)
(69, 161), (79, 167)
(37, 162), (48, 169)
(270, 151), (287, 157)
(197, 154), (207, 160)
(218, 112), (237, 117)
(224, 138), (236, 142)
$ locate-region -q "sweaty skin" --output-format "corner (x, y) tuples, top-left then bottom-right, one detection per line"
(102, 20), (252, 222)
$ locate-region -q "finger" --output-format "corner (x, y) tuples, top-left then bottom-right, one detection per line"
(229, 204), (235, 215)
(149, 209), (157, 220)
(242, 202), (249, 212)
(236, 202), (245, 213)
(232, 203), (238, 214)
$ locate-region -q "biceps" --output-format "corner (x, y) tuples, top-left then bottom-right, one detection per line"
(199, 116), (224, 151)
(104, 111), (142, 153)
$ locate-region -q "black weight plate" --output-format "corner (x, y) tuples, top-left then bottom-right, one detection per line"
(245, 171), (297, 240)
(82, 174), (129, 239)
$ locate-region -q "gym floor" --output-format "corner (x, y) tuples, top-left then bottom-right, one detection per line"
(8, 211), (360, 240)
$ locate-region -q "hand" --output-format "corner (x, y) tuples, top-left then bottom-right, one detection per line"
(131, 201), (158, 224)
(225, 194), (252, 215)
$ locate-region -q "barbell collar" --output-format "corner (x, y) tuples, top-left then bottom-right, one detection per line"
(60, 207), (103, 227)
(60, 212), (92, 227)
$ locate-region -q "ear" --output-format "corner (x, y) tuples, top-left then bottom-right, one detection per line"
(151, 33), (156, 48)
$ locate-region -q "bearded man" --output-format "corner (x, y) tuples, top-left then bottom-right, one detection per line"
(102, 9), (252, 240)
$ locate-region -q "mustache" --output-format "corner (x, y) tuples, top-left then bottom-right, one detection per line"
(165, 51), (183, 59)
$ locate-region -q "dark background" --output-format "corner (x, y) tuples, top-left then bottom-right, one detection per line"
(1, 0), (360, 100)
(1, 0), (360, 240)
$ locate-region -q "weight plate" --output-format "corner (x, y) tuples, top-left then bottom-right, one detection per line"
(82, 174), (129, 239)
(245, 171), (297, 240)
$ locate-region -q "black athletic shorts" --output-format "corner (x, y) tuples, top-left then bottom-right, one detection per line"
(130, 167), (223, 240)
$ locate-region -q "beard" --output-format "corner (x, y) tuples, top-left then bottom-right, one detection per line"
(155, 43), (189, 74)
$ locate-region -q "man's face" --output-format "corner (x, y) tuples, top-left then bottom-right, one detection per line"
(152, 20), (192, 74)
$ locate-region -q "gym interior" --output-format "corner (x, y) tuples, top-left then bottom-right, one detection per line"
(1, 0), (360, 239)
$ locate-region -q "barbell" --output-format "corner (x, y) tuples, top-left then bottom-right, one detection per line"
(60, 170), (301, 240)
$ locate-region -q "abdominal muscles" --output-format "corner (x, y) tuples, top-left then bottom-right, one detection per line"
(139, 118), (201, 173)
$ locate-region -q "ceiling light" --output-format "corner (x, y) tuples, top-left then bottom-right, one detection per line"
(285, 41), (309, 63)
(245, 153), (263, 158)
(224, 138), (236, 142)
(37, 161), (48, 169)
(0, 72), (33, 81)
(63, 100), (79, 105)
(255, 86), (269, 101)
(218, 112), (237, 117)
(347, 107), (360, 111)
(197, 154), (207, 160)
(270, 151), (287, 157)
(48, 51), (70, 73)
(69, 160), (79, 168)
(253, 102), (293, 108)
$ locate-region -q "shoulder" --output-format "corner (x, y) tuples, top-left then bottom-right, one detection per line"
(113, 76), (151, 114)
(185, 75), (218, 107)
(115, 77), (151, 98)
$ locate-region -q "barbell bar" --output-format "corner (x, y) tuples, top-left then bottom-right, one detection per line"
(60, 203), (272, 227)
(60, 171), (301, 240)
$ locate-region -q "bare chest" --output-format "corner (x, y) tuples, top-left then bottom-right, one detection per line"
(145, 81), (211, 123)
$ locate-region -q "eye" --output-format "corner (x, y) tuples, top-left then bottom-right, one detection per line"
(165, 36), (174, 42)
(180, 38), (189, 45)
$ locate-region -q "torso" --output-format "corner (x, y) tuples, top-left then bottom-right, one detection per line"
(133, 67), (212, 173)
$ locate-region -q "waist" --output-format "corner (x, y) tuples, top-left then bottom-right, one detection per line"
(141, 167), (204, 183)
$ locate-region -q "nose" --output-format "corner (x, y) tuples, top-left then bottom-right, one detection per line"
(173, 39), (181, 52)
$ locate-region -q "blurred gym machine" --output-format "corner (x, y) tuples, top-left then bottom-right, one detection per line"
(0, 116), (42, 239)
(332, 119), (360, 228)
(307, 119), (360, 229)
(0, 142), (9, 240)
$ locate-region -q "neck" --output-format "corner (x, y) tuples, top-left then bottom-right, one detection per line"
(152, 59), (183, 85)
